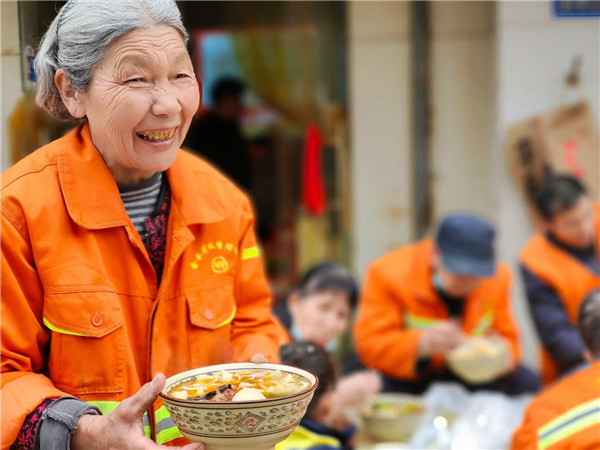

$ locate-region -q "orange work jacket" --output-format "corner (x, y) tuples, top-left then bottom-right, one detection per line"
(1, 124), (281, 447)
(520, 205), (600, 385)
(354, 239), (521, 381)
(511, 361), (600, 450)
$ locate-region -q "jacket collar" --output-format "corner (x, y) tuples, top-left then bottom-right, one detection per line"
(408, 239), (442, 304)
(58, 123), (232, 230)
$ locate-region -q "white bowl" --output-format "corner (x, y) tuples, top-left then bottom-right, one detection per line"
(359, 393), (425, 443)
(446, 336), (512, 384)
(159, 363), (318, 450)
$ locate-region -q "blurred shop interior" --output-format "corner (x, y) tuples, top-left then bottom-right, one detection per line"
(2, 1), (599, 368)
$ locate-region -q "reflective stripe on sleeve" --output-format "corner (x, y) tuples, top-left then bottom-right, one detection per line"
(538, 398), (600, 449)
(88, 401), (152, 438)
(86, 400), (120, 415)
(241, 245), (260, 260)
(155, 405), (183, 445)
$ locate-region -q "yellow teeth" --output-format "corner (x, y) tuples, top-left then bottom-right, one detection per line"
(138, 129), (175, 141)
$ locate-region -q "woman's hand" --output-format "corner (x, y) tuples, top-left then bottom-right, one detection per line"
(417, 321), (465, 357)
(71, 374), (204, 450)
(325, 371), (382, 431)
(334, 371), (382, 408)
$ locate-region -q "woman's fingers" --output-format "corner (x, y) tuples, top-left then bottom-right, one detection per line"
(178, 443), (205, 450)
(116, 373), (165, 421)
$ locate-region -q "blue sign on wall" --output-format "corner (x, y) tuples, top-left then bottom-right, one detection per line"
(553, 1), (600, 17)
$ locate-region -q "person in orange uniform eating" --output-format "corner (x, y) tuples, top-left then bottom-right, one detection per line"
(519, 174), (599, 385)
(1, 1), (281, 449)
(511, 289), (600, 450)
(354, 214), (540, 395)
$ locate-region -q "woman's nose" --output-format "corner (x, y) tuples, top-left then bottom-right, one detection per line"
(152, 84), (182, 117)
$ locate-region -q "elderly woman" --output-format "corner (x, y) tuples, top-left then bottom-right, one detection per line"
(1, 1), (281, 448)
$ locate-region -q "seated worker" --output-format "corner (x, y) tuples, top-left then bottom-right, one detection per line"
(511, 289), (600, 450)
(276, 341), (356, 450)
(354, 214), (540, 395)
(520, 174), (599, 384)
(273, 262), (381, 428)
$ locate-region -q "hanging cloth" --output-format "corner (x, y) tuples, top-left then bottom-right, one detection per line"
(301, 124), (327, 216)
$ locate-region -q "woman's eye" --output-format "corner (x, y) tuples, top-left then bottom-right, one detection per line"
(126, 77), (145, 83)
(175, 73), (189, 79)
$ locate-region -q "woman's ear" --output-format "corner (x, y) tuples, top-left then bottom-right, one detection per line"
(54, 69), (86, 118)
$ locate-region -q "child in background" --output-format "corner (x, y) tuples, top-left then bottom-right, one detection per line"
(276, 341), (356, 450)
(273, 262), (381, 428)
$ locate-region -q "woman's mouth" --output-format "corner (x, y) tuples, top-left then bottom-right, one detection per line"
(136, 128), (176, 142)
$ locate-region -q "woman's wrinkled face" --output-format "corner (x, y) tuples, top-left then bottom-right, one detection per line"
(75, 25), (199, 183)
(290, 290), (351, 347)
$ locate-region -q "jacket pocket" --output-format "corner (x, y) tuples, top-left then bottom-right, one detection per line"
(186, 282), (236, 366)
(43, 291), (125, 394)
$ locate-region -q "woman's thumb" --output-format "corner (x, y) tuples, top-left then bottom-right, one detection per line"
(117, 373), (166, 420)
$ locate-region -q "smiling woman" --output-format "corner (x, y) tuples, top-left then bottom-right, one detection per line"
(1, 1), (282, 449)
(54, 24), (200, 184)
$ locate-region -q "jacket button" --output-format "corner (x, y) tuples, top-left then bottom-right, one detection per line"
(204, 309), (214, 320)
(91, 313), (103, 327)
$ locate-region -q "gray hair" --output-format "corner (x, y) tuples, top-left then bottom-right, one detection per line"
(34, 0), (188, 120)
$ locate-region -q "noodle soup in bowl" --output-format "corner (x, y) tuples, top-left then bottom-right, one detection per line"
(159, 363), (318, 450)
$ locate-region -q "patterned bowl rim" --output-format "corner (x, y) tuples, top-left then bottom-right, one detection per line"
(159, 362), (319, 406)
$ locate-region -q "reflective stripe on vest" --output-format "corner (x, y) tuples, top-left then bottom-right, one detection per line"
(88, 400), (152, 438)
(274, 424), (340, 449)
(155, 405), (183, 445)
(404, 312), (438, 330)
(538, 397), (600, 449)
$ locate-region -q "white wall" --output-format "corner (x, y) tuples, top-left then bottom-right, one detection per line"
(430, 1), (496, 222)
(495, 1), (600, 367)
(1, 1), (21, 172)
(349, 2), (413, 278)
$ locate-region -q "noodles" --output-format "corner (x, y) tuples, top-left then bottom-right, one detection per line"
(167, 368), (311, 402)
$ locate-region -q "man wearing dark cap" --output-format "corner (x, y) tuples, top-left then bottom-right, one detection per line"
(354, 214), (540, 395)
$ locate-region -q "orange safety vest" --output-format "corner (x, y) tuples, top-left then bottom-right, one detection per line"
(511, 361), (600, 450)
(520, 205), (600, 385)
(1, 124), (281, 448)
(354, 239), (521, 380)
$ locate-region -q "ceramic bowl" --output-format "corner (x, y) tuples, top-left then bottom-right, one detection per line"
(159, 363), (318, 450)
(446, 336), (512, 384)
(359, 393), (425, 443)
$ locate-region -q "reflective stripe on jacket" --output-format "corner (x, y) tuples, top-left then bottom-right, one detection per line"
(1, 124), (281, 446)
(354, 239), (521, 380)
(511, 361), (600, 450)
